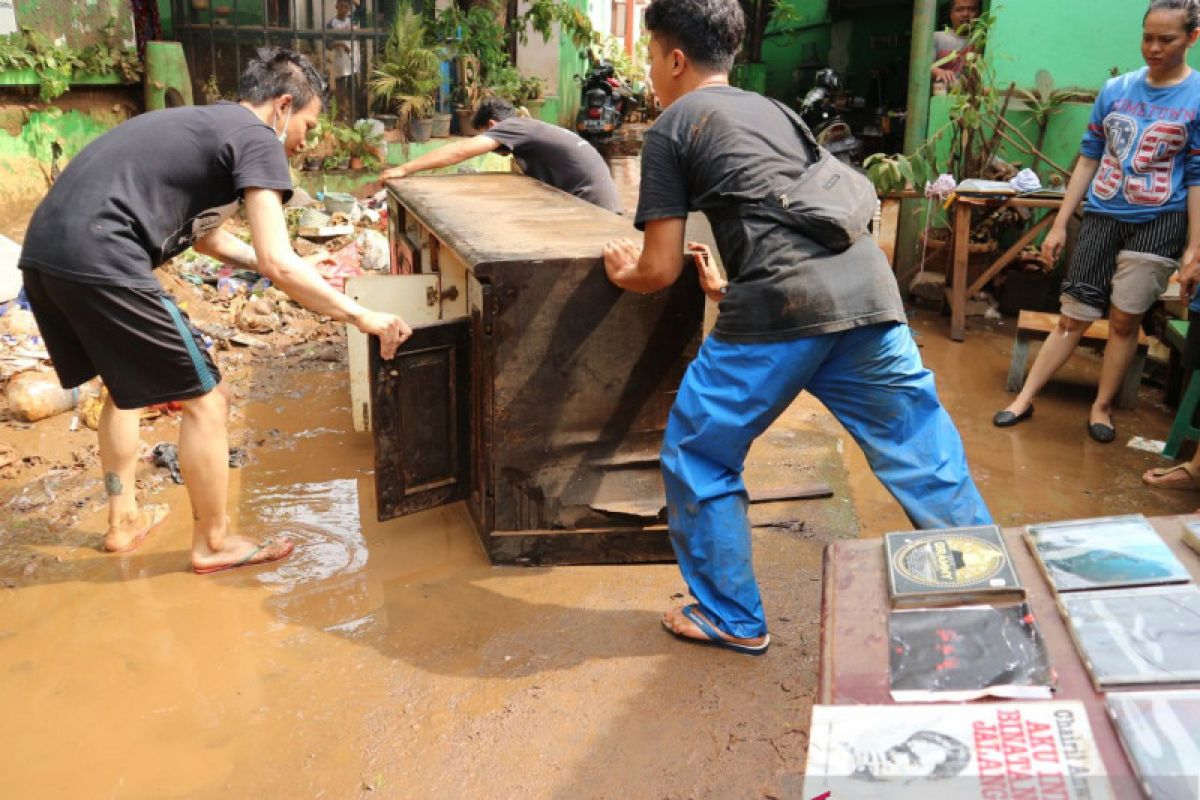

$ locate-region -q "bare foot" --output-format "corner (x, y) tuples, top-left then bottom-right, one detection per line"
(661, 605), (767, 648)
(103, 504), (169, 553)
(191, 534), (295, 575)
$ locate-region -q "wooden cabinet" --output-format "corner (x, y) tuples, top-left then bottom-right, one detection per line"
(360, 174), (704, 565)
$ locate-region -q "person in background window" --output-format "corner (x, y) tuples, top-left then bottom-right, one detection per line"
(327, 0), (360, 119)
(932, 0), (982, 86)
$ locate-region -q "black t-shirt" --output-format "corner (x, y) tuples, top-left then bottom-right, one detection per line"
(482, 117), (623, 214)
(19, 102), (293, 289)
(635, 86), (905, 342)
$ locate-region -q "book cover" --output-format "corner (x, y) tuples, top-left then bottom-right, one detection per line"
(888, 603), (1055, 702)
(1106, 690), (1200, 800)
(803, 701), (1112, 799)
(1059, 584), (1200, 688)
(884, 525), (1023, 607)
(1025, 514), (1191, 592)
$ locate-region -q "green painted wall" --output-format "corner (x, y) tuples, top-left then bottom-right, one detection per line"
(760, 0), (831, 102)
(0, 106), (134, 207)
(0, 1), (140, 209)
(552, 0), (589, 127)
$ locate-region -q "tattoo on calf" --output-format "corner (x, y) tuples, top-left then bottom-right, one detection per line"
(104, 472), (123, 496)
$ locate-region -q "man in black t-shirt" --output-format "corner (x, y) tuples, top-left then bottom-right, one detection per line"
(379, 98), (622, 213)
(19, 48), (411, 574)
(602, 0), (991, 655)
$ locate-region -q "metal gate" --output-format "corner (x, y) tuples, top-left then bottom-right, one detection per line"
(170, 0), (413, 121)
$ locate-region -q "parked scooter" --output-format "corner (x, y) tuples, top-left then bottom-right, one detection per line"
(574, 60), (630, 144)
(799, 68), (862, 164)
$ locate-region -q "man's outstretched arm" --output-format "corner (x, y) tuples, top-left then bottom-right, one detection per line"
(380, 135), (501, 180)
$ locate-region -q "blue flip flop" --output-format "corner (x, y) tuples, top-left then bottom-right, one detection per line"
(662, 603), (770, 656)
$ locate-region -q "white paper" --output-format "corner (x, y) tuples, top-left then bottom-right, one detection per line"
(0, 1), (17, 36)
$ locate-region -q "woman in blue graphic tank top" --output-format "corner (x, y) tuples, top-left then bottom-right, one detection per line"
(994, 0), (1200, 449)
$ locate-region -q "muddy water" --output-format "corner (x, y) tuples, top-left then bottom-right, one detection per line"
(843, 312), (1200, 535)
(4, 146), (1199, 798)
(0, 369), (842, 798)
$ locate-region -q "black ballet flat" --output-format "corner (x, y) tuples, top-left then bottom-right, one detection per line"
(1087, 421), (1116, 443)
(993, 406), (1034, 428)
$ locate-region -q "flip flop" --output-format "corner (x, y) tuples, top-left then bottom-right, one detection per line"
(192, 536), (295, 575)
(661, 603), (770, 656)
(1143, 461), (1200, 490)
(103, 504), (170, 554)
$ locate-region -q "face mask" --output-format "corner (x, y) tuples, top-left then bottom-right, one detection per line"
(275, 106), (293, 144)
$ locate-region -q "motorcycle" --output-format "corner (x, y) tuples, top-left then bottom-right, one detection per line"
(798, 68), (862, 164)
(574, 60), (631, 144)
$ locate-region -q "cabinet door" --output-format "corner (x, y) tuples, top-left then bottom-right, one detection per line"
(346, 273), (449, 432)
(369, 319), (472, 521)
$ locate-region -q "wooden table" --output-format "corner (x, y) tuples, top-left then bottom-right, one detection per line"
(947, 195), (1064, 341)
(818, 516), (1200, 796)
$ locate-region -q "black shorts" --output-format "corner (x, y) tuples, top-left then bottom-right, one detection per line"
(21, 269), (221, 410)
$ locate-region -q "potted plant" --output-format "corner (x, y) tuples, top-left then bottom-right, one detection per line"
(516, 75), (546, 117)
(450, 68), (481, 136)
(348, 119), (386, 170)
(299, 111), (336, 170)
(368, 8), (440, 143)
(485, 64), (523, 106)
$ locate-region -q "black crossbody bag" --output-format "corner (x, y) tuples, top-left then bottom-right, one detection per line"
(721, 99), (877, 253)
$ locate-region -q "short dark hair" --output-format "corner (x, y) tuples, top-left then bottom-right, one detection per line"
(1146, 0), (1200, 33)
(473, 97), (516, 130)
(644, 0), (745, 74)
(238, 47), (327, 111)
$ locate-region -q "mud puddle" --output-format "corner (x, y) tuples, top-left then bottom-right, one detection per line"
(0, 365), (843, 798)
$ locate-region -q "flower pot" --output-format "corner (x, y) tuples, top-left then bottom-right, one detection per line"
(372, 113), (398, 131)
(409, 117), (433, 143)
(524, 98), (545, 120)
(303, 156), (322, 171)
(453, 106), (479, 137)
(349, 156), (364, 170)
(431, 112), (452, 138)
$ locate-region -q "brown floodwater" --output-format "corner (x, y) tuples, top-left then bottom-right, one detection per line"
(4, 146), (1200, 797)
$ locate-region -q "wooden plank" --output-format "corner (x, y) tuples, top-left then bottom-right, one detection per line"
(748, 482), (834, 503)
(950, 201), (972, 341)
(1018, 310), (1149, 346)
(386, 174), (631, 271)
(965, 212), (1055, 297)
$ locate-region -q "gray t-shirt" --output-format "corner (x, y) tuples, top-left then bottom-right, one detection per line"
(635, 86), (905, 342)
(482, 117), (622, 214)
(20, 102), (292, 289)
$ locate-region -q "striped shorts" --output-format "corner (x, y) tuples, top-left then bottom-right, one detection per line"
(1059, 210), (1187, 313)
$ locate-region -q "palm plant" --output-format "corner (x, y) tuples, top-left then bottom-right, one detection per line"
(368, 8), (441, 127)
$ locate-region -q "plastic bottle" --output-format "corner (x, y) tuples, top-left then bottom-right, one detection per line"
(5, 371), (80, 422)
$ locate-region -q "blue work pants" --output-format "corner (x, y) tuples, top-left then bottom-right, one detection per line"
(661, 322), (993, 638)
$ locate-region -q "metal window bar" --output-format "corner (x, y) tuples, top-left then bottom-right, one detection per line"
(170, 0), (405, 121)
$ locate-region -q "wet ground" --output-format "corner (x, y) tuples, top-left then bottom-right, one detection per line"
(4, 149), (1200, 798)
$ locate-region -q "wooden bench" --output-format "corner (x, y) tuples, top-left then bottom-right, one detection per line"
(1005, 310), (1149, 409)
